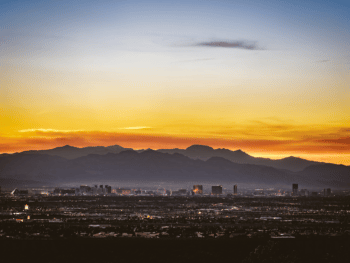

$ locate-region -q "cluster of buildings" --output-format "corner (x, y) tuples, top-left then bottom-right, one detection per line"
(149, 185), (239, 196)
(5, 183), (334, 197)
(18, 184), (240, 197)
(54, 185), (112, 195)
(291, 184), (332, 197)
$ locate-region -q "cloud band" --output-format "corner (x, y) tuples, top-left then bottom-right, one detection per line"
(194, 40), (260, 50)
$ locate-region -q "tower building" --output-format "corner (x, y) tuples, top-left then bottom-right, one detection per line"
(193, 185), (203, 194)
(327, 188), (331, 196)
(212, 185), (222, 195)
(233, 185), (237, 195)
(292, 184), (298, 196)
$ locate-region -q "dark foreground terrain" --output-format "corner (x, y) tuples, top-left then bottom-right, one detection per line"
(1, 195), (349, 262)
(1, 237), (349, 263)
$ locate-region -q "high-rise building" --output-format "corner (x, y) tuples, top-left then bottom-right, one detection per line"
(292, 184), (298, 196)
(324, 188), (332, 196)
(300, 189), (309, 197)
(80, 185), (90, 194)
(92, 185), (98, 195)
(193, 185), (203, 194)
(178, 189), (187, 195)
(212, 185), (222, 195)
(233, 185), (237, 195)
(105, 185), (111, 194)
(327, 188), (331, 196)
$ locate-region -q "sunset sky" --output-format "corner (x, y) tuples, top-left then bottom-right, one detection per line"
(1, 0), (349, 164)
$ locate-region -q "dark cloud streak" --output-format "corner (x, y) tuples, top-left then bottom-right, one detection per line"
(194, 40), (260, 50)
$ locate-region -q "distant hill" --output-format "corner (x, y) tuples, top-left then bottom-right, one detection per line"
(20, 145), (133, 159)
(0, 178), (45, 189)
(299, 163), (350, 189)
(157, 145), (322, 172)
(1, 150), (349, 188)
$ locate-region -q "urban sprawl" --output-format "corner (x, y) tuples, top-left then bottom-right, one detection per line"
(1, 183), (349, 240)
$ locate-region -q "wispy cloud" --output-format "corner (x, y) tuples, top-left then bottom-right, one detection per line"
(19, 129), (83, 133)
(118, 127), (152, 130)
(19, 127), (152, 133)
(194, 40), (261, 50)
(316, 60), (330, 63)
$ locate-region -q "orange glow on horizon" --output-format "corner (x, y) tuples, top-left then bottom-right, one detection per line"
(1, 129), (349, 165)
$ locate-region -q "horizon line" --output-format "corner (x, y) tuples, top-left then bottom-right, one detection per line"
(1, 143), (343, 165)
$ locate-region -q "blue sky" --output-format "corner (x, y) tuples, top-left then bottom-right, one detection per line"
(1, 0), (349, 163)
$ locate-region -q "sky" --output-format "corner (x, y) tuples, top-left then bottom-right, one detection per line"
(1, 0), (349, 164)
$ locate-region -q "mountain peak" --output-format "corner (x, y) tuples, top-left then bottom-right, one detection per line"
(284, 156), (298, 159)
(186, 145), (214, 151)
(106, 144), (125, 149)
(58, 145), (77, 149)
(281, 156), (309, 161)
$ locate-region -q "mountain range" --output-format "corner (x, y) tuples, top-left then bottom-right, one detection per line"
(0, 145), (349, 189)
(20, 144), (322, 171)
(20, 145), (133, 160)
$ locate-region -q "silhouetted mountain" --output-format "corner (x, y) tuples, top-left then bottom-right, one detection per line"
(1, 150), (349, 188)
(157, 145), (322, 171)
(20, 144), (132, 159)
(0, 153), (84, 182)
(2, 144), (339, 172)
(299, 164), (350, 188)
(0, 178), (46, 189)
(255, 156), (322, 172)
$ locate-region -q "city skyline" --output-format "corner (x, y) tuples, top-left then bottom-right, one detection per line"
(1, 0), (349, 165)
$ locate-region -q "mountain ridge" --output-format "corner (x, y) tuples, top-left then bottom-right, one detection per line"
(1, 144), (342, 172)
(1, 149), (349, 189)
